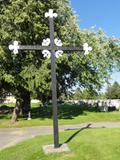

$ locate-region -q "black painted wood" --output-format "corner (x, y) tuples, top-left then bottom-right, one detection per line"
(9, 10), (84, 149)
(19, 45), (83, 52)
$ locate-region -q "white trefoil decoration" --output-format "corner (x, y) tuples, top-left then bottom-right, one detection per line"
(42, 50), (51, 59)
(55, 50), (63, 58)
(9, 41), (19, 54)
(45, 9), (58, 18)
(83, 43), (92, 55)
(54, 39), (62, 46)
(42, 38), (50, 46)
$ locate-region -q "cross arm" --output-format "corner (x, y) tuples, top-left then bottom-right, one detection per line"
(19, 45), (51, 51)
(8, 41), (52, 54)
(55, 46), (83, 51)
(55, 43), (92, 56)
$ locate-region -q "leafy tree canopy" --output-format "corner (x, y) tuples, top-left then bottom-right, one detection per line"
(0, 0), (120, 102)
(72, 88), (98, 100)
(105, 82), (120, 99)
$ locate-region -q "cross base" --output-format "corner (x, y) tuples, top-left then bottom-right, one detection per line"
(42, 143), (70, 154)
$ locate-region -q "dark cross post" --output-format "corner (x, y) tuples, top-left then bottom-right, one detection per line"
(49, 10), (59, 148)
(9, 9), (92, 148)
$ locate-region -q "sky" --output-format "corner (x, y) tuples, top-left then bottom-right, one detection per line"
(70, 0), (120, 87)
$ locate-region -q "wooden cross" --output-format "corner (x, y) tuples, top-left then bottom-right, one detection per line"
(9, 9), (92, 148)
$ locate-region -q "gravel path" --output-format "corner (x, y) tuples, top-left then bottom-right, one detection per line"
(0, 122), (120, 150)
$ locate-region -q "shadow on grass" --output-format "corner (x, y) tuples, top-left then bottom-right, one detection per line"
(31, 103), (103, 120)
(0, 105), (14, 119)
(0, 103), (108, 120)
(64, 123), (91, 143)
(31, 104), (87, 120)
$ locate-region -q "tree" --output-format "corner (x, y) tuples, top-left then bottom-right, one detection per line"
(0, 0), (120, 122)
(72, 88), (98, 100)
(105, 82), (120, 99)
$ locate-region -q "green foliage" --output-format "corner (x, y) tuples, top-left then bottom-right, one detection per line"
(72, 88), (98, 100)
(105, 82), (120, 99)
(0, 0), (120, 102)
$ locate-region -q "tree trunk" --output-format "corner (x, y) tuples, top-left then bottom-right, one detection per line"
(21, 91), (31, 115)
(11, 90), (31, 123)
(11, 99), (22, 123)
(21, 91), (31, 120)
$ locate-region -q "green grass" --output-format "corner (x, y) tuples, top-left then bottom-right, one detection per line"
(1, 128), (120, 160)
(0, 103), (120, 128)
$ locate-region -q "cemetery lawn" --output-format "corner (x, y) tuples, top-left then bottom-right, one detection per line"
(0, 103), (120, 128)
(1, 128), (120, 160)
